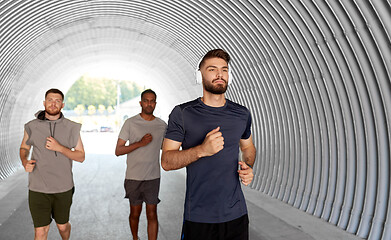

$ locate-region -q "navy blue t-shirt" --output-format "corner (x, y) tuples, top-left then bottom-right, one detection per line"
(165, 97), (252, 223)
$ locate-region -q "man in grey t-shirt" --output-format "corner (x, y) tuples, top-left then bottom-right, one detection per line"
(115, 89), (167, 240)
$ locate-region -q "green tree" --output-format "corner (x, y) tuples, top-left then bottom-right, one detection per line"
(64, 76), (142, 110)
(119, 81), (143, 103)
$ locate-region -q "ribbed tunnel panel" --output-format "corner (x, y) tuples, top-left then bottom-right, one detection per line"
(0, 1), (390, 239)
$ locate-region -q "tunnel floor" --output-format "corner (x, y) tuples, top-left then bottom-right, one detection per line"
(0, 133), (360, 240)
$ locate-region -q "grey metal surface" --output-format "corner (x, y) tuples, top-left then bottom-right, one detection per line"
(0, 0), (390, 239)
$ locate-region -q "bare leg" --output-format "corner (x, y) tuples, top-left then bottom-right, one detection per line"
(146, 204), (158, 240)
(56, 222), (71, 240)
(130, 204), (142, 240)
(34, 225), (50, 240)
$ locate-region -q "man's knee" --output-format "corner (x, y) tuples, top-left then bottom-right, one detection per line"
(57, 222), (70, 232)
(146, 207), (157, 220)
(130, 208), (141, 216)
(130, 212), (141, 220)
(130, 204), (142, 218)
(35, 225), (50, 238)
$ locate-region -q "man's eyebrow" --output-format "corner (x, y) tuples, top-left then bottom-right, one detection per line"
(206, 65), (217, 69)
(205, 65), (228, 69)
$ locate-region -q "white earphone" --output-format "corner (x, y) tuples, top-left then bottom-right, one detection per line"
(195, 58), (233, 85)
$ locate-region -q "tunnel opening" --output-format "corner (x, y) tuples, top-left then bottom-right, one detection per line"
(60, 59), (174, 156)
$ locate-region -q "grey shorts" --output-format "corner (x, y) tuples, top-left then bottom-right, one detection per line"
(124, 178), (160, 206)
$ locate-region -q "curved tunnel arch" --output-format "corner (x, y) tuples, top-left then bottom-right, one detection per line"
(0, 1), (390, 239)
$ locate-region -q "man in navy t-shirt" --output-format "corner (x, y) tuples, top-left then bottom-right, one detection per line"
(162, 49), (256, 240)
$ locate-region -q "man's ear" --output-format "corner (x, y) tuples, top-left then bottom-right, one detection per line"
(61, 102), (65, 109)
(43, 100), (46, 107)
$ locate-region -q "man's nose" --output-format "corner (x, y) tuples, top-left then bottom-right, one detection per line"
(217, 69), (225, 78)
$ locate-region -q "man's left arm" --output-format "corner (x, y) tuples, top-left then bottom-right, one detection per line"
(238, 134), (256, 186)
(46, 135), (85, 162)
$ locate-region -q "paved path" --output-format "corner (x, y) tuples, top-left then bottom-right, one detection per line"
(0, 132), (361, 239)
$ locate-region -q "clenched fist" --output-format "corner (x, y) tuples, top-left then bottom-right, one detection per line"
(24, 160), (36, 172)
(46, 136), (63, 152)
(238, 161), (253, 186)
(200, 127), (224, 157)
(139, 133), (153, 146)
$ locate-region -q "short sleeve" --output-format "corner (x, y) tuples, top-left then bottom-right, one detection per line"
(164, 106), (185, 142)
(118, 119), (131, 141)
(241, 110), (252, 139)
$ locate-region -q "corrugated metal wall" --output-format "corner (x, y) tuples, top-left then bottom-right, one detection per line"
(0, 1), (389, 239)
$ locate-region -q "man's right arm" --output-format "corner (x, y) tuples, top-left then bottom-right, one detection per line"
(161, 127), (224, 171)
(161, 139), (203, 170)
(115, 134), (152, 156)
(20, 130), (35, 172)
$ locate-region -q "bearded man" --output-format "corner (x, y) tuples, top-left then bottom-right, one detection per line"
(20, 88), (85, 240)
(162, 49), (256, 240)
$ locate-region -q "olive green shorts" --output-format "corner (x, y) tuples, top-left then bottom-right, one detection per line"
(28, 187), (74, 228)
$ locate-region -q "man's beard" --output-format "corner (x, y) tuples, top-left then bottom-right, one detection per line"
(45, 107), (61, 116)
(203, 79), (228, 94)
(142, 106), (154, 115)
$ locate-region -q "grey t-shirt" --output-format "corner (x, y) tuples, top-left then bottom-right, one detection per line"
(25, 113), (81, 194)
(118, 114), (167, 180)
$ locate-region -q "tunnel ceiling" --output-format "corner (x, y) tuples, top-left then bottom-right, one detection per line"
(1, 0), (390, 239)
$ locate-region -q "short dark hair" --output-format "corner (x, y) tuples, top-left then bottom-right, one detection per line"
(141, 89), (156, 100)
(45, 88), (64, 101)
(198, 49), (230, 69)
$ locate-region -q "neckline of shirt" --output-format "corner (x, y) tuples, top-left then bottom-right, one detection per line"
(197, 97), (228, 110)
(137, 114), (157, 122)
